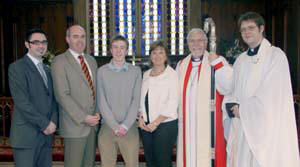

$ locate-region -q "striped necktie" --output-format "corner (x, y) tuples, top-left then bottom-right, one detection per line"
(37, 62), (48, 88)
(78, 55), (95, 101)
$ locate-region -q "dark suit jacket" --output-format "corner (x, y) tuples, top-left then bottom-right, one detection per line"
(8, 55), (58, 148)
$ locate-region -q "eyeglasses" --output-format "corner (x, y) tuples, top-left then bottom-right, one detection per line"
(28, 40), (48, 45)
(240, 26), (258, 33)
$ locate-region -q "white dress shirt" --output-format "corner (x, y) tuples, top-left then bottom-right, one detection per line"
(27, 53), (47, 79)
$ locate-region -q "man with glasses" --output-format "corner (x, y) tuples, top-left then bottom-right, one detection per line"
(176, 28), (232, 167)
(51, 25), (100, 167)
(8, 28), (58, 167)
(223, 11), (300, 167)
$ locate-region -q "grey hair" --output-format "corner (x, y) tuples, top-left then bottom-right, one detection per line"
(187, 28), (208, 42)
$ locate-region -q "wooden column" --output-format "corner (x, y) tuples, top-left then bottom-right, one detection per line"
(72, 0), (87, 28)
(72, 0), (90, 54)
(284, 0), (299, 94)
(0, 17), (4, 96)
(297, 0), (300, 94)
(189, 0), (201, 29)
(297, 0), (300, 152)
(285, 0), (300, 148)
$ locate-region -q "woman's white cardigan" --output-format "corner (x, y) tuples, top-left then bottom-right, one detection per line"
(139, 65), (179, 123)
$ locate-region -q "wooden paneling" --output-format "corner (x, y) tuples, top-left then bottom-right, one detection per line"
(72, 0), (88, 53)
(298, 2), (300, 139)
(0, 17), (4, 96)
(188, 0), (202, 29)
(297, 1), (300, 94)
(199, 0), (265, 43)
(10, 2), (73, 57)
(0, 1), (73, 96)
(285, 0), (299, 94)
(193, 0), (299, 93)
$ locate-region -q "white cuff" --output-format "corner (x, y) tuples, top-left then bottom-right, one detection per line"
(210, 57), (222, 66)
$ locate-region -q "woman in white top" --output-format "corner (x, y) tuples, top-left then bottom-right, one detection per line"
(138, 40), (179, 167)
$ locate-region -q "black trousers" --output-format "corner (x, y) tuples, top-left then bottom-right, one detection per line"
(139, 119), (178, 167)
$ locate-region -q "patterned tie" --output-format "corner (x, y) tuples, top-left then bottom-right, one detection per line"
(37, 62), (48, 88)
(78, 55), (95, 101)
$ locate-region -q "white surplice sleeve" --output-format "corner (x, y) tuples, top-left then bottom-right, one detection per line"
(211, 56), (234, 95)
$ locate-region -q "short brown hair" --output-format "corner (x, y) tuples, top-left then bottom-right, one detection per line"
(110, 35), (129, 50)
(238, 12), (265, 30)
(149, 40), (169, 67)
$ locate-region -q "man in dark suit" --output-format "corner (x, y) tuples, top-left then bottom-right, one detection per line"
(8, 28), (58, 167)
(51, 25), (100, 167)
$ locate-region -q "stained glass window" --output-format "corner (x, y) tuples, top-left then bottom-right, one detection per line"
(141, 0), (162, 55)
(116, 0), (136, 55)
(89, 0), (110, 56)
(89, 0), (188, 56)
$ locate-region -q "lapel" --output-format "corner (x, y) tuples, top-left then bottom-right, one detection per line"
(23, 55), (49, 92)
(65, 50), (89, 87)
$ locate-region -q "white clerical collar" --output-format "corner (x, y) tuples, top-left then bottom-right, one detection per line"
(191, 55), (202, 67)
(191, 55), (203, 62)
(192, 60), (201, 67)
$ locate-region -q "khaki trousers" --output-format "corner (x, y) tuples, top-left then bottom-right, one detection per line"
(98, 123), (139, 167)
(64, 129), (97, 167)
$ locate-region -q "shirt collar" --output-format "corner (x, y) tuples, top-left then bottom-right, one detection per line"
(27, 53), (42, 66)
(69, 48), (84, 60)
(108, 60), (129, 72)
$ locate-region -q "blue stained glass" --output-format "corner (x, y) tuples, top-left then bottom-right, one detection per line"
(140, 0), (162, 56)
(157, 10), (161, 16)
(91, 0), (188, 56)
(132, 17), (136, 23)
(114, 0), (137, 56)
(141, 43), (145, 55)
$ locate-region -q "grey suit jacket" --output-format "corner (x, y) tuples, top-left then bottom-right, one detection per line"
(8, 55), (58, 148)
(51, 50), (98, 138)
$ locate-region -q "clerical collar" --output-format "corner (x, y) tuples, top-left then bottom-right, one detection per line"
(191, 55), (203, 62)
(247, 44), (260, 56)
